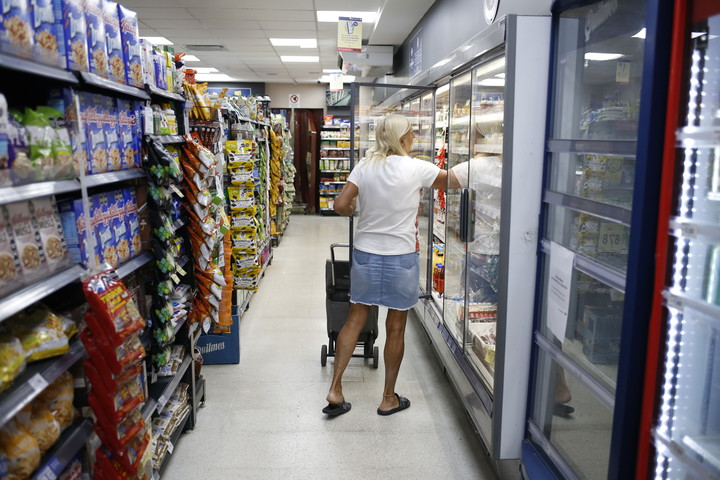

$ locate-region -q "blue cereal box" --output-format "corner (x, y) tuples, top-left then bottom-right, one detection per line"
(1, 0), (34, 58)
(57, 198), (88, 266)
(81, 93), (108, 174)
(30, 0), (61, 66)
(122, 187), (141, 257)
(117, 98), (138, 170)
(54, 0), (87, 71)
(102, 0), (123, 83)
(92, 192), (118, 268)
(109, 189), (129, 263)
(103, 96), (121, 171)
(83, 0), (107, 77)
(117, 4), (140, 87)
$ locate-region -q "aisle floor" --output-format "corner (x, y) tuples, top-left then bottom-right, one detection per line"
(163, 215), (498, 480)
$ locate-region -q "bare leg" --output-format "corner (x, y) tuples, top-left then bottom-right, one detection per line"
(326, 303), (370, 405)
(555, 369), (572, 404)
(378, 308), (408, 411)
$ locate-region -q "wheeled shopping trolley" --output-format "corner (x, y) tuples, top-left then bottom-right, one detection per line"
(321, 243), (379, 368)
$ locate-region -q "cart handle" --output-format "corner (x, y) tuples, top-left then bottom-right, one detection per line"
(329, 243), (350, 288)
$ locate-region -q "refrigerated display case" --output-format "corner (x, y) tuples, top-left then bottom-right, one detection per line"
(350, 15), (552, 467)
(640, 3), (720, 479)
(521, 0), (673, 478)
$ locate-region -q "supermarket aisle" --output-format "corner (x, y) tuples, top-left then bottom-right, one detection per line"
(163, 215), (497, 480)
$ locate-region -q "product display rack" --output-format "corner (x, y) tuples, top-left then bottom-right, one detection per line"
(318, 123), (355, 214)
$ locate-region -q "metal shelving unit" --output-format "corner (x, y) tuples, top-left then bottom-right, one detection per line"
(116, 252), (154, 280)
(0, 52), (78, 84)
(145, 84), (185, 103)
(77, 72), (149, 100)
(0, 180), (81, 205)
(32, 418), (94, 480)
(142, 355), (192, 423)
(147, 135), (185, 145)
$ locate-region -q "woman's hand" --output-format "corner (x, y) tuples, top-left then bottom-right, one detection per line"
(334, 182), (359, 216)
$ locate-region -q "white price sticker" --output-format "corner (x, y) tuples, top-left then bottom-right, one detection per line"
(35, 467), (55, 480)
(167, 442), (174, 454)
(171, 273), (181, 284)
(176, 265), (187, 276)
(28, 373), (49, 393)
(171, 185), (184, 198)
(668, 295), (684, 311)
(681, 223), (697, 239)
(157, 396), (166, 411)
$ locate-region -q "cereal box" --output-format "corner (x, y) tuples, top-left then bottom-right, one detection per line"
(5, 201), (46, 281)
(57, 198), (87, 266)
(83, 0), (107, 77)
(122, 187), (141, 258)
(116, 98), (137, 170)
(30, 0), (61, 66)
(0, 0), (34, 59)
(92, 192), (117, 268)
(139, 38), (153, 86)
(81, 92), (108, 174)
(0, 203), (21, 294)
(54, 0), (87, 71)
(110, 189), (129, 263)
(117, 4), (140, 87)
(102, 0), (123, 84)
(29, 196), (69, 271)
(103, 95), (121, 171)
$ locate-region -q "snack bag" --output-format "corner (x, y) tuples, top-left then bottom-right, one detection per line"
(5, 202), (46, 280)
(31, 0), (61, 66)
(16, 400), (61, 453)
(117, 99), (138, 170)
(0, 201), (21, 295)
(7, 304), (70, 362)
(102, 0), (123, 83)
(0, 419), (41, 479)
(47, 88), (87, 175)
(30, 196), (69, 270)
(0, 334), (26, 391)
(117, 4), (141, 87)
(37, 371), (75, 428)
(84, 0), (108, 77)
(88, 373), (143, 424)
(35, 106), (74, 179)
(82, 93), (108, 174)
(122, 188), (141, 258)
(57, 198), (89, 266)
(92, 192), (118, 268)
(55, 0), (88, 71)
(94, 405), (145, 452)
(110, 189), (130, 263)
(104, 96), (121, 171)
(0, 0), (34, 59)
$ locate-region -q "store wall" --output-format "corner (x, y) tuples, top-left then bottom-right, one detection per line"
(266, 83), (327, 109)
(205, 82), (265, 96)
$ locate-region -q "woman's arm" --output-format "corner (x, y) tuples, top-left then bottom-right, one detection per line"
(431, 169), (462, 189)
(333, 181), (359, 216)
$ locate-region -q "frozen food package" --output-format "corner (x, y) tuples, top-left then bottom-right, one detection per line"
(84, 0), (108, 77)
(31, 0), (62, 66)
(0, 334), (26, 392)
(0, 419), (41, 480)
(0, 201), (21, 295)
(56, 0), (89, 71)
(110, 189), (130, 263)
(36, 371), (75, 429)
(5, 202), (47, 281)
(7, 304), (69, 362)
(16, 401), (61, 453)
(102, 0), (124, 84)
(117, 4), (141, 87)
(30, 196), (69, 270)
(0, 0), (34, 59)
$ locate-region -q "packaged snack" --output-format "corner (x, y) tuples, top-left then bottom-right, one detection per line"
(139, 38), (153, 86)
(105, 96), (121, 171)
(0, 201), (20, 295)
(92, 193), (118, 268)
(36, 371), (75, 429)
(88, 373), (143, 423)
(0, 419), (41, 479)
(84, 0), (108, 77)
(81, 93), (108, 174)
(0, 0), (34, 59)
(122, 188), (141, 257)
(7, 304), (69, 362)
(147, 182), (173, 211)
(0, 334), (25, 391)
(47, 88), (86, 175)
(102, 0), (123, 83)
(83, 360), (141, 400)
(55, 0), (88, 71)
(36, 106), (74, 179)
(152, 346), (170, 368)
(30, 196), (69, 270)
(16, 400), (61, 452)
(116, 99), (138, 170)
(5, 201), (46, 280)
(152, 48), (166, 90)
(0, 94), (10, 187)
(57, 198), (88, 266)
(31, 0), (61, 66)
(110, 189), (130, 263)
(94, 405), (144, 452)
(117, 4), (141, 87)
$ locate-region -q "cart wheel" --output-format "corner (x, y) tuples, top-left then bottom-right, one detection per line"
(373, 346), (379, 369)
(321, 345), (328, 367)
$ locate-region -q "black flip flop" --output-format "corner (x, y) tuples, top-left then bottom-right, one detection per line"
(377, 393), (411, 416)
(322, 401), (351, 416)
(553, 403), (574, 418)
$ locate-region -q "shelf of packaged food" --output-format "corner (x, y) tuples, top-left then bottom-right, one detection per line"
(173, 314), (188, 338)
(156, 407), (192, 476)
(321, 137), (351, 141)
(321, 147), (353, 150)
(0, 180), (80, 205)
(116, 251), (154, 280)
(76, 72), (149, 100)
(0, 264), (84, 323)
(322, 125), (349, 129)
(543, 190), (632, 226)
(320, 170), (350, 174)
(147, 135), (185, 145)
(178, 255), (189, 269)
(320, 181), (346, 184)
(0, 52), (78, 84)
(0, 339), (85, 430)
(32, 417), (94, 480)
(433, 223), (446, 243)
(319, 192), (340, 197)
(145, 84), (185, 103)
(669, 217), (720, 242)
(83, 168), (147, 189)
(547, 139), (637, 157)
(143, 355), (192, 423)
(540, 239), (625, 293)
(652, 430), (720, 479)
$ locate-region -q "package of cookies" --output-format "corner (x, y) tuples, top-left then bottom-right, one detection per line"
(5, 201), (46, 281)
(110, 189), (129, 263)
(104, 96), (121, 171)
(102, 0), (124, 84)
(84, 0), (108, 77)
(117, 4), (141, 87)
(122, 188), (141, 258)
(0, 0), (34, 59)
(117, 98), (136, 171)
(31, 0), (62, 67)
(29, 196), (69, 271)
(82, 93), (108, 174)
(93, 193), (118, 268)
(57, 198), (88, 266)
(56, 0), (88, 71)
(0, 201), (21, 295)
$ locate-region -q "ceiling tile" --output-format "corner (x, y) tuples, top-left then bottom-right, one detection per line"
(318, 38), (336, 47)
(258, 21), (316, 31)
(133, 7), (194, 20)
(245, 9), (316, 21)
(262, 30), (322, 38)
(162, 29), (218, 39)
(142, 19), (206, 29)
(198, 19), (261, 29)
(220, 38), (273, 47)
(212, 29), (267, 39)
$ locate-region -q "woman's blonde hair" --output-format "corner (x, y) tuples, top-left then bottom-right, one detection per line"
(365, 114), (412, 162)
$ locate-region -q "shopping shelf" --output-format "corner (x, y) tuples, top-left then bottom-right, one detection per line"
(147, 135), (186, 145)
(143, 355), (192, 422)
(83, 168), (147, 189)
(116, 252), (154, 280)
(0, 52), (78, 84)
(77, 72), (149, 100)
(0, 339), (86, 430)
(145, 84), (185, 103)
(0, 180), (81, 205)
(32, 418), (94, 480)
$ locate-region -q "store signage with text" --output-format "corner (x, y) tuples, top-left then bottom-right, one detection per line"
(289, 94), (301, 108)
(337, 17), (362, 52)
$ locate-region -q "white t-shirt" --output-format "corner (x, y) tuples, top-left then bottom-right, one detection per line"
(348, 155), (441, 255)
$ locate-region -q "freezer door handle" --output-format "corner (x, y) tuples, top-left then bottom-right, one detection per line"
(460, 188), (470, 243)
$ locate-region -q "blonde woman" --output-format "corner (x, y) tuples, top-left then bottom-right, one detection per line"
(324, 114), (461, 416)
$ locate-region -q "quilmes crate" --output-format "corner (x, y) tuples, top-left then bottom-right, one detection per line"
(196, 306), (241, 364)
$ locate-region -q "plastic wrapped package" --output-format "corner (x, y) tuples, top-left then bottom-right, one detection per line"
(0, 335), (26, 392)
(36, 371), (75, 429)
(15, 400), (60, 453)
(83, 360), (141, 401)
(80, 327), (144, 376)
(0, 419), (41, 480)
(7, 305), (69, 362)
(88, 374), (143, 424)
(93, 405), (145, 453)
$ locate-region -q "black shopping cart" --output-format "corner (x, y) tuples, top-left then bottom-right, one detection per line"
(321, 242), (379, 368)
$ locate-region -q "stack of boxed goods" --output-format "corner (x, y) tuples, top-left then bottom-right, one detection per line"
(151, 382), (191, 470)
(81, 269), (152, 479)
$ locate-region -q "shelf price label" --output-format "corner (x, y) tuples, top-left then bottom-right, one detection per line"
(171, 185), (184, 198)
(597, 222), (627, 254)
(29, 373), (49, 393)
(680, 223), (697, 239)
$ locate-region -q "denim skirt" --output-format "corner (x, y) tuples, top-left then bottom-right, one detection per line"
(350, 249), (420, 311)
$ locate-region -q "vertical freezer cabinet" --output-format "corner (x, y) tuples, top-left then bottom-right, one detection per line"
(521, 0), (672, 479)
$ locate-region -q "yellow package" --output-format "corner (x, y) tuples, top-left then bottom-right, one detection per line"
(0, 335), (26, 392)
(7, 306), (69, 362)
(16, 401), (61, 453)
(0, 419), (41, 480)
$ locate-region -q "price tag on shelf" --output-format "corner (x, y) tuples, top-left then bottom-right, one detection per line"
(171, 185), (184, 198)
(680, 223), (697, 239)
(597, 222), (627, 254)
(167, 442), (174, 454)
(28, 373), (49, 393)
(176, 265), (187, 276)
(220, 210), (230, 227)
(35, 466), (56, 480)
(171, 273), (181, 284)
(157, 396), (166, 412)
(667, 295), (684, 311)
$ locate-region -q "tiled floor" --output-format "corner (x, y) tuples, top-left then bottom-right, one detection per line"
(163, 215), (498, 480)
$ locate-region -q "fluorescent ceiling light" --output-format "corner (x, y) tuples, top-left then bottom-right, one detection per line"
(281, 56), (319, 62)
(183, 55), (200, 62)
(317, 11), (376, 23)
(319, 75), (355, 83)
(194, 73), (234, 82)
(193, 67), (219, 73)
(432, 58), (450, 69)
(270, 38), (317, 48)
(139, 36), (173, 45)
(585, 52), (623, 61)
(478, 78), (505, 87)
(323, 68), (342, 73)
